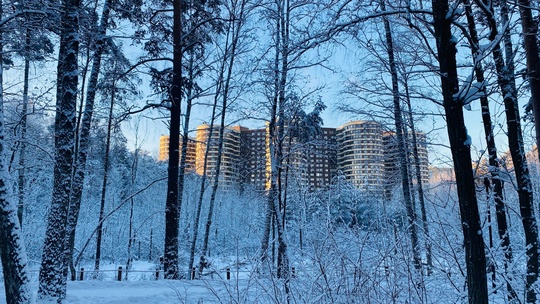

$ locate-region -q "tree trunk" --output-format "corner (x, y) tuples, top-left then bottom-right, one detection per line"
(516, 0), (540, 163)
(163, 0), (183, 280)
(38, 0), (80, 299)
(0, 4), (31, 301)
(199, 0), (247, 272)
(66, 0), (112, 281)
(403, 79), (433, 274)
(275, 0), (290, 284)
(260, 1), (282, 268)
(431, 0), (488, 302)
(94, 83), (116, 275)
(381, 1), (421, 271)
(463, 0), (516, 299)
(186, 50), (209, 277)
(125, 147), (139, 281)
(17, 28), (30, 227)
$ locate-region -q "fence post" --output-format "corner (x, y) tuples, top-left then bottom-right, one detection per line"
(117, 266), (123, 281)
(191, 267), (196, 280)
(226, 267), (231, 280)
(79, 268), (84, 281)
(155, 269), (159, 280)
(291, 267), (296, 278)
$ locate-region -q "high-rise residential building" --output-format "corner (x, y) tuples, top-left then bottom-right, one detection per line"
(336, 121), (384, 192)
(195, 124), (244, 188)
(159, 135), (169, 161)
(158, 135), (197, 172)
(157, 121), (429, 195)
(305, 127), (338, 190)
(382, 131), (430, 199)
(239, 126), (338, 191)
(239, 127), (268, 190)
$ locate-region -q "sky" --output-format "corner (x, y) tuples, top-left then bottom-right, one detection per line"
(5, 7), (535, 170)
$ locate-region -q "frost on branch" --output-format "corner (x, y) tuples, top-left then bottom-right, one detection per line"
(453, 74), (486, 110)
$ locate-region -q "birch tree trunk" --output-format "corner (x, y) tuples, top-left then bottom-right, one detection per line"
(260, 1), (282, 269)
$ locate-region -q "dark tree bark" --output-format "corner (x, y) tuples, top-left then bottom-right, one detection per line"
(163, 0), (183, 280)
(94, 83), (116, 275)
(66, 0), (112, 281)
(38, 0), (80, 300)
(431, 0), (488, 302)
(516, 0), (540, 163)
(17, 28), (31, 227)
(463, 0), (516, 299)
(381, 0), (421, 272)
(0, 3), (31, 301)
(472, 0), (540, 300)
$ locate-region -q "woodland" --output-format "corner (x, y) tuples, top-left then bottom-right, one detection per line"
(1, 0), (540, 303)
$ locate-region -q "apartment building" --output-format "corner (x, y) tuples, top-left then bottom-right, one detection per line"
(383, 131), (430, 199)
(240, 128), (268, 188)
(336, 121), (384, 192)
(305, 128), (338, 190)
(158, 121), (428, 195)
(158, 135), (197, 172)
(194, 124), (244, 188)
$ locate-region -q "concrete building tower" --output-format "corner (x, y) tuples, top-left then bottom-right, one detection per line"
(336, 121), (384, 192)
(158, 135), (197, 172)
(382, 131), (429, 198)
(195, 124), (243, 188)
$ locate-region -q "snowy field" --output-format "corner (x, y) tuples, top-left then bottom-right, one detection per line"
(0, 261), (290, 303)
(15, 280), (264, 303)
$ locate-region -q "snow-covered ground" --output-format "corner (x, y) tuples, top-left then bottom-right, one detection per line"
(0, 261), (281, 303)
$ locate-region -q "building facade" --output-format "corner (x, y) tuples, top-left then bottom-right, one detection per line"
(336, 121), (384, 193)
(158, 135), (197, 172)
(158, 121), (429, 195)
(194, 124), (244, 188)
(382, 131), (430, 199)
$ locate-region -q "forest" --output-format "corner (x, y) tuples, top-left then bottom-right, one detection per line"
(0, 0), (540, 303)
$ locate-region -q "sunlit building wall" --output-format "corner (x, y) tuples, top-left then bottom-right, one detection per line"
(195, 124), (243, 188)
(158, 135), (197, 172)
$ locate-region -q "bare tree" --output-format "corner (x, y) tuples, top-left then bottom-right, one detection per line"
(380, 0), (421, 274)
(463, 0), (516, 299)
(515, 0), (540, 162)
(38, 0), (81, 300)
(0, 2), (31, 302)
(431, 0), (488, 301)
